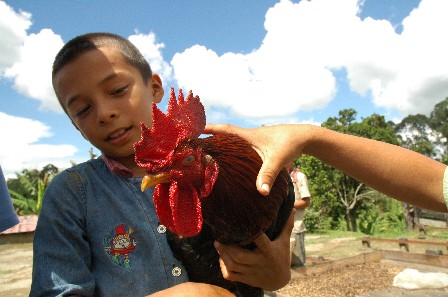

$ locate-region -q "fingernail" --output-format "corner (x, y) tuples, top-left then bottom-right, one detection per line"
(261, 183), (270, 194)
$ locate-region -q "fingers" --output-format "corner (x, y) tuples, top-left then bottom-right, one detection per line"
(215, 245), (260, 287)
(253, 233), (270, 253)
(214, 241), (254, 267)
(203, 124), (241, 135)
(205, 123), (289, 197)
(256, 160), (283, 196)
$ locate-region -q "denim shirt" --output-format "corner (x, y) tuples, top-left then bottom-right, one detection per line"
(30, 158), (188, 297)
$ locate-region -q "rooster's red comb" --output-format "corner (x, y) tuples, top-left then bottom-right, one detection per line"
(134, 88), (206, 171)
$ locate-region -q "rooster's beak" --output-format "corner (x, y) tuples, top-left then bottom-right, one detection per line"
(141, 173), (172, 192)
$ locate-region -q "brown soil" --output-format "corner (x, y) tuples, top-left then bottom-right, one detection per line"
(0, 242), (33, 297)
(275, 236), (448, 297)
(277, 261), (447, 297)
(278, 261), (403, 297)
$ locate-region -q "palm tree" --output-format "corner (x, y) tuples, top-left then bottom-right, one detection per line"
(8, 167), (57, 215)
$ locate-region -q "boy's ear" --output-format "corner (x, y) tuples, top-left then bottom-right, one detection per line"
(151, 73), (164, 103)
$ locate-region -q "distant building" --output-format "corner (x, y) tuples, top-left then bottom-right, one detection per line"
(0, 215), (37, 244)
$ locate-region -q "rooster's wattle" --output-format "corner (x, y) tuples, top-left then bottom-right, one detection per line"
(134, 88), (294, 297)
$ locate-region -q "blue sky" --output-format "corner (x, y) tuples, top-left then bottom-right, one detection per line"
(1, 0), (447, 178)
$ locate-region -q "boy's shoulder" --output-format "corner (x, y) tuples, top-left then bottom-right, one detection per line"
(61, 157), (106, 175)
(52, 157), (112, 184)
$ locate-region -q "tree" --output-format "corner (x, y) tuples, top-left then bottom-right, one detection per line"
(301, 109), (400, 232)
(7, 165), (58, 215)
(395, 114), (437, 158)
(429, 97), (448, 139)
(395, 100), (448, 228)
(297, 154), (342, 229)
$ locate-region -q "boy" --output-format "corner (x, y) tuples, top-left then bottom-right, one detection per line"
(30, 33), (292, 297)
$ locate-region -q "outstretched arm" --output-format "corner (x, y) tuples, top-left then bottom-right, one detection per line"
(204, 124), (447, 212)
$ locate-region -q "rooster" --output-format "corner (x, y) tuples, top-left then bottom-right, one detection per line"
(134, 88), (294, 297)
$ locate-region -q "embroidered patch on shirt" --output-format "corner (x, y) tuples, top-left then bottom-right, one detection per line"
(104, 224), (136, 269)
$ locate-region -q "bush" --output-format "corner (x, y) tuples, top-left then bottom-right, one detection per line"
(305, 208), (332, 233)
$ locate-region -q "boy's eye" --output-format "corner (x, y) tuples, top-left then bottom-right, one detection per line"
(75, 105), (91, 118)
(110, 85), (129, 96)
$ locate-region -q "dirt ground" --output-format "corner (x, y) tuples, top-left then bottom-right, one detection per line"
(277, 260), (448, 297)
(1, 237), (447, 297)
(0, 242), (33, 297)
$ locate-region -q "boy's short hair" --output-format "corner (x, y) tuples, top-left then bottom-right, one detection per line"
(52, 32), (152, 103)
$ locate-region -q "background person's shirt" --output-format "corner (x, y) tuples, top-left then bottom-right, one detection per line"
(0, 165), (19, 232)
(291, 171), (311, 234)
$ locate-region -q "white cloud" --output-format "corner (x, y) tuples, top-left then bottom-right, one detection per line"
(1, 3), (64, 113)
(0, 1), (31, 72)
(246, 115), (321, 128)
(171, 0), (448, 118)
(129, 32), (173, 83)
(4, 29), (64, 113)
(0, 112), (78, 177)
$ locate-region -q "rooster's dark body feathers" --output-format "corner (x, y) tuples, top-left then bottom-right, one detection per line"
(167, 133), (295, 297)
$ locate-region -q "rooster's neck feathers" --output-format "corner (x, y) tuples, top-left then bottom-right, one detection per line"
(134, 88), (206, 172)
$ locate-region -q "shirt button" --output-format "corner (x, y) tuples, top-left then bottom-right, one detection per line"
(172, 266), (182, 277)
(157, 224), (166, 234)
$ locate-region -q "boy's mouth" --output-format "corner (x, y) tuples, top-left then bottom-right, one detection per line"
(107, 127), (132, 141)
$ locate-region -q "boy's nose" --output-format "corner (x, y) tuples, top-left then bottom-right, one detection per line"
(97, 102), (119, 124)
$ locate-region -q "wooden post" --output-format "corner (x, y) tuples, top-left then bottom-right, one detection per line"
(361, 236), (371, 248)
(398, 237), (409, 252)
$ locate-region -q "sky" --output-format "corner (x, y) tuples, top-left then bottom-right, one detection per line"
(1, 0), (448, 178)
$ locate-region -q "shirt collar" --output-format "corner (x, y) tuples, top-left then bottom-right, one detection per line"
(101, 155), (134, 178)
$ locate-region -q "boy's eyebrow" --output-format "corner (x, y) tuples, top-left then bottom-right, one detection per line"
(66, 72), (119, 109)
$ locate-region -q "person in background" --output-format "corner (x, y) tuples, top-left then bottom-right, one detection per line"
(0, 165), (19, 232)
(203, 123), (448, 213)
(288, 165), (311, 268)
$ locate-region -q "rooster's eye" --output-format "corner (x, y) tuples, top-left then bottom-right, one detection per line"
(182, 155), (195, 166)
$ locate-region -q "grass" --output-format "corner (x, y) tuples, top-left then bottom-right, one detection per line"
(304, 228), (448, 261)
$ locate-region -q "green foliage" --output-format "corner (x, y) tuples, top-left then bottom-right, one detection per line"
(296, 155), (345, 230)
(7, 165), (58, 215)
(299, 109), (404, 233)
(335, 217), (348, 231)
(429, 97), (448, 139)
(395, 114), (436, 157)
(89, 147), (98, 159)
(395, 98), (448, 161)
(304, 209), (321, 233)
(9, 189), (38, 215)
(371, 211), (406, 234)
(353, 192), (405, 235)
(319, 110), (399, 232)
(304, 208), (332, 233)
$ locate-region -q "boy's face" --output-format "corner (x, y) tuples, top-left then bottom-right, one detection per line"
(54, 46), (163, 160)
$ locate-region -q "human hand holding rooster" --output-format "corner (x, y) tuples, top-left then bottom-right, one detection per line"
(204, 124), (311, 196)
(214, 209), (294, 291)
